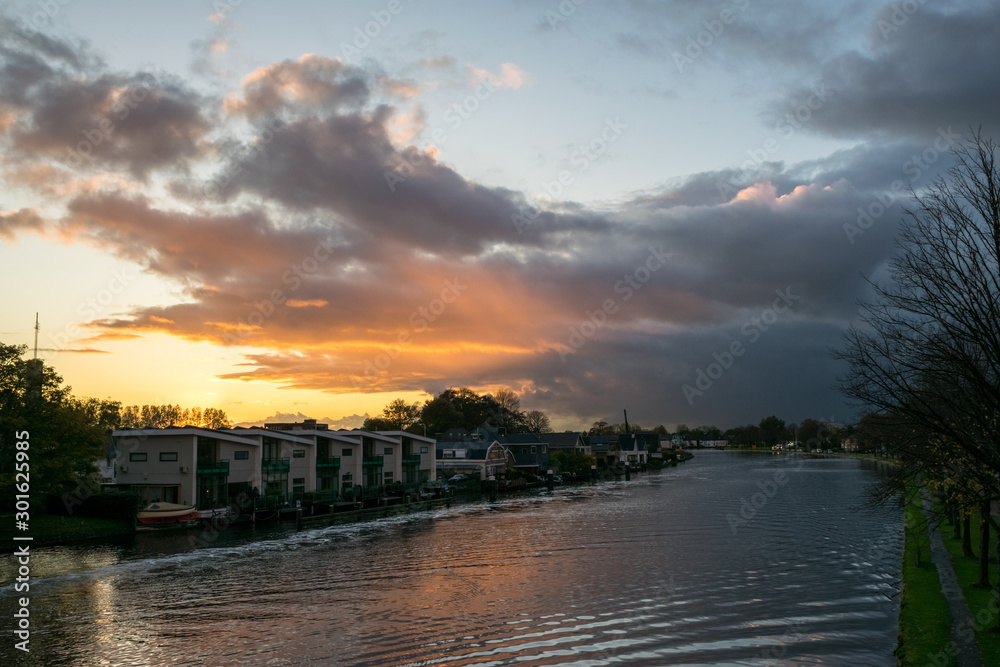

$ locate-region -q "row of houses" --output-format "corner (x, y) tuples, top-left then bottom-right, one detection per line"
(101, 418), (679, 516)
(434, 423), (668, 480)
(104, 419), (436, 514)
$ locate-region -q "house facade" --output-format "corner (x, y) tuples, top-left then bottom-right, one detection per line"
(110, 424), (437, 514)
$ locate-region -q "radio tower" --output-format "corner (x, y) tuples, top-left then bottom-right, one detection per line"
(33, 313), (39, 359)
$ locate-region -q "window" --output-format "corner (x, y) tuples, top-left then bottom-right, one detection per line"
(442, 451), (454, 459)
(293, 450), (306, 458)
(293, 477), (305, 484)
(420, 446), (429, 454)
(234, 450), (249, 460)
(531, 446), (536, 453)
(384, 472), (393, 482)
(384, 447), (393, 455)
(159, 452), (178, 462)
(129, 452), (147, 462)
(292, 477), (305, 494)
(342, 448), (353, 456)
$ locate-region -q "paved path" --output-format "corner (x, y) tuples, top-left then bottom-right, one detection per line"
(921, 494), (984, 667)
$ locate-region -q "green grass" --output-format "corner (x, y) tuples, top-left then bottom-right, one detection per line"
(0, 513), (133, 548)
(897, 493), (958, 666)
(938, 506), (1000, 665)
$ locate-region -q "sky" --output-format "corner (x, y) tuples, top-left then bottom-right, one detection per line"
(1, 0), (998, 432)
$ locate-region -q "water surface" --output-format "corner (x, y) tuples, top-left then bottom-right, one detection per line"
(1, 451), (902, 666)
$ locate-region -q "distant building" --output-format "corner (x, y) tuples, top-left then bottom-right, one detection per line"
(435, 423), (550, 479)
(262, 418), (329, 431)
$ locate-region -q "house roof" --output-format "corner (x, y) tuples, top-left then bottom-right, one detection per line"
(111, 427), (258, 445)
(221, 427), (314, 445)
(546, 433), (582, 448)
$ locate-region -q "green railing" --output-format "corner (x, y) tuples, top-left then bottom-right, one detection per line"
(316, 457), (341, 468)
(262, 458), (290, 472)
(362, 456), (384, 466)
(196, 460), (230, 475)
(402, 455), (421, 465)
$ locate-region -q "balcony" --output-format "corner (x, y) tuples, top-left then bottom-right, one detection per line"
(402, 455), (421, 466)
(262, 458), (290, 472)
(316, 456), (341, 469)
(362, 455), (384, 467)
(196, 460), (230, 475)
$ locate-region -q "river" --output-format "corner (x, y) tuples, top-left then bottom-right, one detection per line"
(2, 451), (902, 666)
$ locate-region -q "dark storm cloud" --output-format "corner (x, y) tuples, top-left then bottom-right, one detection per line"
(779, 2), (1000, 140)
(0, 27), (213, 179)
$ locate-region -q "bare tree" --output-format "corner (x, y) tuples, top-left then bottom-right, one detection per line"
(524, 410), (552, 433)
(835, 129), (1000, 621)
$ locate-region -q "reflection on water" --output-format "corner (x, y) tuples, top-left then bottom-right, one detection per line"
(1, 452), (901, 666)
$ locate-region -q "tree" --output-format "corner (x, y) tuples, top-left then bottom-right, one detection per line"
(201, 407), (231, 429)
(119, 404), (230, 429)
(588, 421), (615, 435)
(0, 343), (111, 509)
(489, 387), (527, 431)
(797, 419), (822, 447)
(524, 410), (552, 433)
(835, 130), (1000, 624)
(759, 415), (786, 446)
(380, 398), (420, 430)
(419, 395), (463, 436)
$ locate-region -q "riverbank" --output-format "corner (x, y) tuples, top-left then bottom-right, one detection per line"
(937, 503), (1000, 664)
(0, 514), (134, 550)
(896, 488), (956, 666)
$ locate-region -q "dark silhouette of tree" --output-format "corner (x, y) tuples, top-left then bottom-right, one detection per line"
(523, 410), (552, 433)
(0, 343), (115, 509)
(835, 129), (1000, 624)
(758, 415), (786, 446)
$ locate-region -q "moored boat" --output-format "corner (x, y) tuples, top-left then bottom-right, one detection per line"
(137, 502), (198, 525)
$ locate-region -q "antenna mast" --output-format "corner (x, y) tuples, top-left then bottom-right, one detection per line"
(33, 313), (39, 359)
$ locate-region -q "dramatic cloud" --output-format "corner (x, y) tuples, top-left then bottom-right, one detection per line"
(1, 1), (991, 428)
(780, 2), (1000, 140)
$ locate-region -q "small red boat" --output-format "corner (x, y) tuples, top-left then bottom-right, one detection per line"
(137, 502), (198, 525)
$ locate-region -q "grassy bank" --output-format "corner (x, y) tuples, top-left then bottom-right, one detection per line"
(896, 492), (957, 666)
(938, 506), (1000, 664)
(0, 513), (133, 549)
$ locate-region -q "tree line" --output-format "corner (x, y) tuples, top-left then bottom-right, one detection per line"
(362, 387), (553, 436)
(0, 341), (232, 509)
